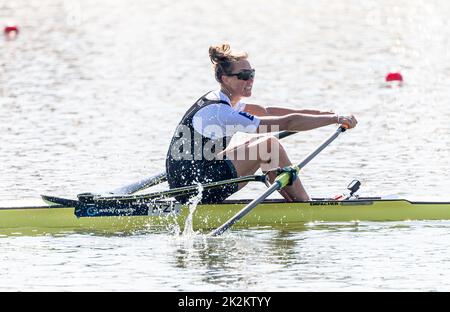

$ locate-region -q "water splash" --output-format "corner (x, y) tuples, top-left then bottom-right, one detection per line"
(182, 182), (204, 236)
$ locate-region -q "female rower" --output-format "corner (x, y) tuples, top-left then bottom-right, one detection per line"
(166, 44), (357, 204)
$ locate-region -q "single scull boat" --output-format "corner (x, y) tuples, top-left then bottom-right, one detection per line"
(1, 196), (450, 236)
(2, 127), (449, 236)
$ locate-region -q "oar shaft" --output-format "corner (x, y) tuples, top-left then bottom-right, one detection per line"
(111, 172), (167, 195)
(297, 126), (345, 169)
(95, 174), (266, 203)
(209, 125), (348, 236)
(210, 182), (279, 236)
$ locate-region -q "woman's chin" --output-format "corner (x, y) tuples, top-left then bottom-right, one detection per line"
(243, 90), (252, 97)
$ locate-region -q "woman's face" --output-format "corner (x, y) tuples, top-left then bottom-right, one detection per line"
(222, 59), (254, 98)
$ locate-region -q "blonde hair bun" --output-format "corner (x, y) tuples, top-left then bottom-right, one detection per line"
(208, 43), (248, 82)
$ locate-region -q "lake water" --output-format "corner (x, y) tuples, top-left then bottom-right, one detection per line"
(1, 0), (450, 292)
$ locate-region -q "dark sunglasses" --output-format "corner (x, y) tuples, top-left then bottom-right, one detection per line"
(227, 69), (255, 81)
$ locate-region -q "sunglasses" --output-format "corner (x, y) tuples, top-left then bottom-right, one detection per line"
(227, 69), (255, 81)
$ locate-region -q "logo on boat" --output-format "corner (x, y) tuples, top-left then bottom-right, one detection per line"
(86, 207), (99, 216)
(84, 206), (136, 216)
(309, 202), (340, 206)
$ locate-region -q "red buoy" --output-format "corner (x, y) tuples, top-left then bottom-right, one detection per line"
(4, 24), (19, 40)
(385, 72), (403, 82)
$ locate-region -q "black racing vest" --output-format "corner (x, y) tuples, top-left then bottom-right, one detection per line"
(165, 92), (233, 186)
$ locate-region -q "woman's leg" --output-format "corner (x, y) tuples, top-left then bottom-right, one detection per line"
(217, 135), (310, 201)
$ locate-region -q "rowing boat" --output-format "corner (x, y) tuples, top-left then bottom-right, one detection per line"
(2, 197), (450, 236)
(2, 127), (450, 236)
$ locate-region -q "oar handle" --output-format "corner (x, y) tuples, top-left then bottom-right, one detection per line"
(275, 131), (297, 139)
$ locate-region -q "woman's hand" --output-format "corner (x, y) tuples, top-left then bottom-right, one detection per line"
(336, 114), (358, 129)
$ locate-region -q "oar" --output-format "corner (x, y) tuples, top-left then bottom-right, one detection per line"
(209, 125), (349, 236)
(96, 130), (299, 196)
(77, 172), (168, 201)
(110, 172), (167, 195)
(92, 174), (267, 203)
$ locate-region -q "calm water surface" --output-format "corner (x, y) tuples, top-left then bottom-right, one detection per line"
(1, 0), (450, 291)
(2, 222), (450, 291)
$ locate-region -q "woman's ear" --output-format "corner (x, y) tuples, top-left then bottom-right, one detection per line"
(221, 75), (230, 85)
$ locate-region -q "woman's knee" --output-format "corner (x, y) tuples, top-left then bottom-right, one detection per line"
(257, 135), (286, 158)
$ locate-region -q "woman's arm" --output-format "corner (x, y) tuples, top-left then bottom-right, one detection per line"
(257, 113), (357, 132)
(268, 107), (334, 116)
(244, 103), (334, 117)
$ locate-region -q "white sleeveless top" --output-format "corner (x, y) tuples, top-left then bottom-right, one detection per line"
(192, 90), (261, 140)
